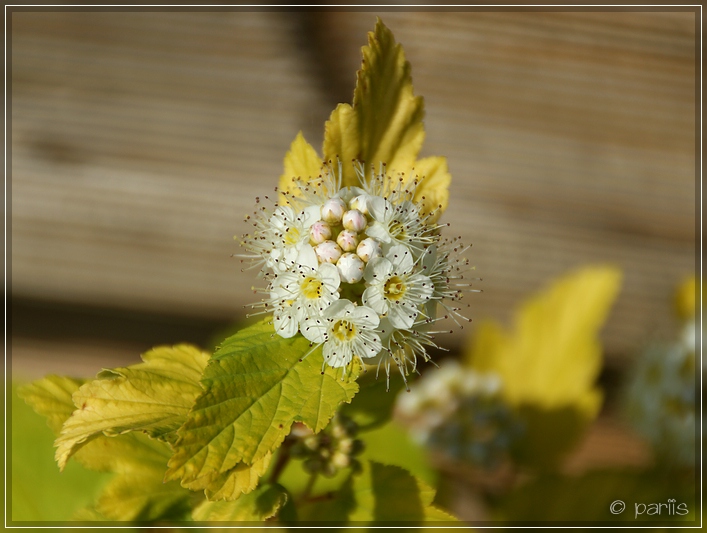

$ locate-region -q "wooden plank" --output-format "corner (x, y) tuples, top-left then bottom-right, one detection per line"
(9, 10), (696, 360)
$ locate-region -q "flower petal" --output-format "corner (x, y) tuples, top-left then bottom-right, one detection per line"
(350, 305), (380, 329)
(387, 301), (417, 329)
(301, 317), (328, 344)
(362, 285), (387, 315)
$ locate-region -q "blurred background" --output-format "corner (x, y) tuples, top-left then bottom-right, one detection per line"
(9, 8), (699, 524)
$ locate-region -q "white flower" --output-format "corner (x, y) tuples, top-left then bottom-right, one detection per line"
(365, 197), (437, 256)
(362, 244), (433, 329)
(301, 300), (382, 368)
(267, 205), (321, 272)
(270, 248), (341, 338)
(242, 161), (473, 379)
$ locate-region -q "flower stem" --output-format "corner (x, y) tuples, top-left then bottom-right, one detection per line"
(269, 438), (294, 484)
(300, 471), (319, 501)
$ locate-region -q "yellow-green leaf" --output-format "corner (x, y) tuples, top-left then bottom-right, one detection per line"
(192, 483), (288, 522)
(167, 319), (359, 488)
(17, 376), (193, 522)
(182, 453), (272, 502)
(96, 466), (192, 521)
(467, 265), (622, 468)
(279, 131), (324, 202)
(18, 375), (87, 434)
(348, 19), (425, 180)
(55, 344), (210, 470)
(322, 103), (361, 187)
(410, 156), (452, 220)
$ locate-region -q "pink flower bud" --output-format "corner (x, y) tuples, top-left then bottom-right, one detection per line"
(309, 221), (332, 244)
(337, 253), (365, 284)
(321, 198), (347, 224)
(356, 237), (382, 263)
(314, 240), (342, 264)
(342, 209), (367, 232)
(336, 229), (359, 252)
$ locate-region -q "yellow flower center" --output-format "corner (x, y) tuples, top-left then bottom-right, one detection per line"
(332, 320), (357, 342)
(389, 221), (407, 240)
(384, 276), (407, 301)
(284, 227), (301, 246)
(301, 277), (323, 299)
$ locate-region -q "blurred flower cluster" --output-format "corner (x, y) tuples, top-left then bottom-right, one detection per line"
(624, 276), (699, 468)
(396, 360), (522, 468)
(396, 265), (623, 470)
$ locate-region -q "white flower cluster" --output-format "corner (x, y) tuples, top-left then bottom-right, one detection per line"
(396, 360), (521, 467)
(625, 320), (698, 468)
(240, 163), (472, 384)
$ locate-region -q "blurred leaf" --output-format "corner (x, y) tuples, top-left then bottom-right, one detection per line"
(297, 475), (357, 522)
(300, 461), (455, 523)
(340, 371), (405, 431)
(674, 275), (698, 320)
(18, 375), (87, 433)
(55, 344), (210, 470)
(18, 375), (194, 522)
(192, 483), (287, 522)
(467, 265), (622, 468)
(495, 468), (696, 523)
(167, 319), (359, 488)
(358, 420), (437, 488)
(11, 383), (108, 522)
(96, 466), (193, 522)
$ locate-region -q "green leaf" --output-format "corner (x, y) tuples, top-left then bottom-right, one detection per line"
(339, 371), (405, 431)
(12, 382), (108, 522)
(55, 344), (210, 470)
(297, 475), (357, 522)
(299, 461), (455, 523)
(17, 374), (195, 523)
(85, 432), (194, 522)
(167, 319), (359, 488)
(192, 483), (288, 522)
(358, 421), (437, 488)
(96, 467), (193, 522)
